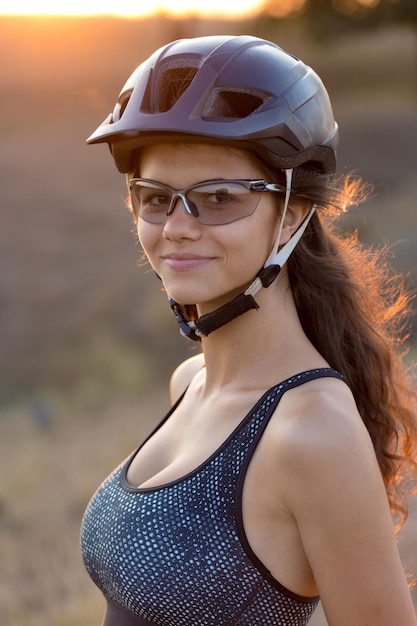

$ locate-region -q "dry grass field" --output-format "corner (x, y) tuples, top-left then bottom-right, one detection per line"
(0, 14), (416, 626)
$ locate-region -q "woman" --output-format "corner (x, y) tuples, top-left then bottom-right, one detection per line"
(81, 35), (417, 625)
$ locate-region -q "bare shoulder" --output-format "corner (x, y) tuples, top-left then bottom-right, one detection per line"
(275, 375), (372, 469)
(265, 376), (417, 625)
(264, 374), (382, 510)
(169, 352), (205, 403)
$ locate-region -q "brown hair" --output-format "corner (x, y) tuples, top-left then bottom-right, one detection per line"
(287, 167), (417, 529)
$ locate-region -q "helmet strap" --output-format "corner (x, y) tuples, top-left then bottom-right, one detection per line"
(169, 292), (260, 341)
(167, 169), (316, 342)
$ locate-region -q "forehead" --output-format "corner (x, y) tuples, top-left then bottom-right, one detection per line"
(138, 142), (269, 184)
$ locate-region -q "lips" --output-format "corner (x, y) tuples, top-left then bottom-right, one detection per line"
(163, 253), (214, 271)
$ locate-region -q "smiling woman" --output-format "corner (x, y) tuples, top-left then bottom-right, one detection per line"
(0, 0), (263, 17)
(80, 33), (417, 626)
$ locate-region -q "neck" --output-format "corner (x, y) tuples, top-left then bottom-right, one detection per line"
(196, 273), (327, 393)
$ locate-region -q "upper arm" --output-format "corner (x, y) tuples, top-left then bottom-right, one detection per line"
(169, 352), (204, 404)
(279, 384), (417, 626)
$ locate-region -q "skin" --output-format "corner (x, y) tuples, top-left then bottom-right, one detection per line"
(127, 142), (417, 626)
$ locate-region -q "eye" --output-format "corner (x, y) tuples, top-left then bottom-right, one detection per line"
(199, 185), (246, 210)
(150, 192), (170, 206)
(140, 190), (171, 209)
(206, 189), (235, 205)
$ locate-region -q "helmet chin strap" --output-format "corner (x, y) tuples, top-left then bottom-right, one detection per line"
(169, 169), (317, 342)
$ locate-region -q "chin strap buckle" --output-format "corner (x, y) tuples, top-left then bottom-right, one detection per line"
(169, 299), (201, 342)
(257, 265), (282, 288)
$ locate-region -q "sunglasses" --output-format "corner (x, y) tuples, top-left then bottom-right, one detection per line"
(128, 178), (286, 226)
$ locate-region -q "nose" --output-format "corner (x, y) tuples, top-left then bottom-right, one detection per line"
(167, 193), (199, 219)
(162, 197), (202, 240)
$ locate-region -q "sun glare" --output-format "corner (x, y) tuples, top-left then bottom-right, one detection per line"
(0, 0), (263, 18)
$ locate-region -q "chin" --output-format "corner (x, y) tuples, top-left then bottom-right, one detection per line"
(162, 278), (215, 305)
(163, 275), (251, 312)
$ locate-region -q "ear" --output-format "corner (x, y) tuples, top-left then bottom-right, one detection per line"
(279, 198), (312, 245)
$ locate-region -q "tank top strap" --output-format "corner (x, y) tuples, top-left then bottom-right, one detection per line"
(240, 367), (347, 443)
(236, 367), (346, 441)
(276, 367), (346, 393)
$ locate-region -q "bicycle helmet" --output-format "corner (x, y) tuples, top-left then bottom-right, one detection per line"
(87, 35), (338, 175)
(87, 35), (338, 341)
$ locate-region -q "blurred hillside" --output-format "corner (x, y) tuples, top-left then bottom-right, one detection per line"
(0, 15), (416, 406)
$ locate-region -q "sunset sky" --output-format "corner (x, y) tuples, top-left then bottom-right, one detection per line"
(0, 0), (266, 18)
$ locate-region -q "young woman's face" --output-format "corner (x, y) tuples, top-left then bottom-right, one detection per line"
(135, 142), (282, 314)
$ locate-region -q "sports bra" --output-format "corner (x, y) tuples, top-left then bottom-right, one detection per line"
(81, 368), (345, 625)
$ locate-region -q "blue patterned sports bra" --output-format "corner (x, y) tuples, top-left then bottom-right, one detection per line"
(81, 368), (345, 625)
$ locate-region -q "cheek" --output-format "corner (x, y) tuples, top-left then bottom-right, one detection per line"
(220, 214), (278, 274)
(232, 206), (280, 258)
(137, 221), (160, 266)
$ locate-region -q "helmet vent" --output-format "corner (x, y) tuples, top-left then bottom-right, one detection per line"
(112, 90), (132, 123)
(154, 61), (200, 112)
(118, 92), (131, 120)
(202, 88), (271, 120)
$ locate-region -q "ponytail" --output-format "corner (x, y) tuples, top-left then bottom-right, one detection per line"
(288, 170), (417, 527)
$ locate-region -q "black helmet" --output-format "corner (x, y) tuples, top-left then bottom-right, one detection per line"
(87, 35), (338, 174)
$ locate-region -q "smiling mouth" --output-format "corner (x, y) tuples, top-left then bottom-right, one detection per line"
(163, 255), (213, 271)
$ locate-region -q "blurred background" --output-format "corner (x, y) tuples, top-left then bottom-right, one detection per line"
(0, 1), (416, 624)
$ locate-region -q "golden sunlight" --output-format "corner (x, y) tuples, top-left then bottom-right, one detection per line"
(0, 0), (264, 18)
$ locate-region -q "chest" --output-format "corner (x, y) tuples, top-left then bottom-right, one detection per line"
(81, 439), (318, 625)
(125, 389), (269, 491)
